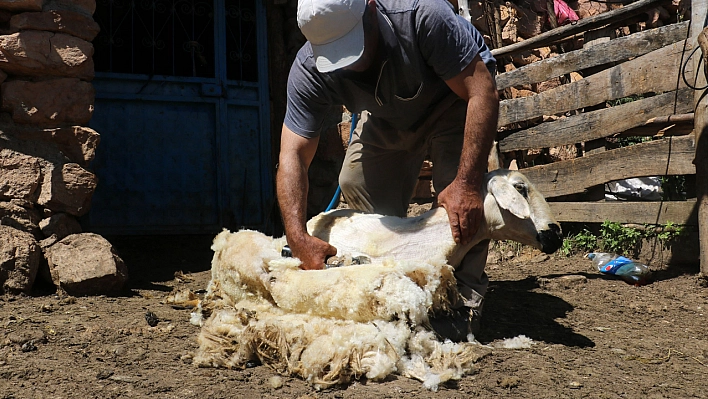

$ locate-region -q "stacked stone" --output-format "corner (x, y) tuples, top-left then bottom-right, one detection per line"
(0, 0), (127, 296)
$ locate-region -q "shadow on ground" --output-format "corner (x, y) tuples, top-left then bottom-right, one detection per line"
(106, 235), (215, 291)
(477, 276), (595, 348)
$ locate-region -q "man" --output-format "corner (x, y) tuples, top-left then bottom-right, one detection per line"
(277, 0), (499, 340)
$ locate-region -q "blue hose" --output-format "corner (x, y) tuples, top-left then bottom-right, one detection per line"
(325, 112), (358, 212)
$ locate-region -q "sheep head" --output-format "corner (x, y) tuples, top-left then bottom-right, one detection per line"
(483, 169), (563, 254)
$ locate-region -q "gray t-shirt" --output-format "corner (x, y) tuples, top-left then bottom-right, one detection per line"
(284, 0), (496, 138)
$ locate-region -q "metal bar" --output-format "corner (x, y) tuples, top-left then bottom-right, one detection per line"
(215, 0), (229, 229)
(256, 0), (274, 231)
(95, 71), (260, 86)
(94, 93), (265, 107)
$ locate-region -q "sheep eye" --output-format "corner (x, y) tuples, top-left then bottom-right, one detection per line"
(514, 182), (527, 197)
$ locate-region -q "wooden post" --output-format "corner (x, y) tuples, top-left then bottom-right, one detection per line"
(692, 0), (708, 275)
(546, 0), (558, 29)
(488, 141), (502, 171)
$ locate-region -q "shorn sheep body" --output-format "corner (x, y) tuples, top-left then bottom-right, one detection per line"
(192, 170), (562, 390)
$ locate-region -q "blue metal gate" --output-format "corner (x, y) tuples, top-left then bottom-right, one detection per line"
(86, 0), (272, 234)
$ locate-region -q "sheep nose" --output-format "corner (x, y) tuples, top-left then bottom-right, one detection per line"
(538, 223), (563, 254)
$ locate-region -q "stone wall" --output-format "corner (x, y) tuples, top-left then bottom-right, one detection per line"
(0, 0), (126, 296)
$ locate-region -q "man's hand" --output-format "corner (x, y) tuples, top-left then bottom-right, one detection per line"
(276, 125), (337, 270)
(289, 234), (338, 270)
(438, 54), (497, 245)
(437, 178), (484, 245)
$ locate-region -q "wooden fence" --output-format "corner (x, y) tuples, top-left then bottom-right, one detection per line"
(490, 0), (705, 264)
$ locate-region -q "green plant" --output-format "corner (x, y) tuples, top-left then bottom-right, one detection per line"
(599, 220), (644, 255)
(656, 221), (685, 249)
(606, 94), (645, 107)
(559, 229), (598, 256)
(535, 220), (686, 258)
(660, 176), (687, 201)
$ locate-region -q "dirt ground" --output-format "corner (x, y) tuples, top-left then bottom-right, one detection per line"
(1, 234), (708, 399)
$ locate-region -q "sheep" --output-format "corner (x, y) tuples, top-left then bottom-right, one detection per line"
(193, 169), (562, 390)
(307, 169), (563, 268)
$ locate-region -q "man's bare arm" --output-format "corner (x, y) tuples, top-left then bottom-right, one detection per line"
(277, 125), (338, 269)
(438, 54), (499, 245)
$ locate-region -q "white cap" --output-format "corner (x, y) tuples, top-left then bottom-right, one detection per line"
(297, 0), (367, 73)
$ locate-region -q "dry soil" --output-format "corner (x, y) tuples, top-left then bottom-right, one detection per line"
(1, 234), (707, 399)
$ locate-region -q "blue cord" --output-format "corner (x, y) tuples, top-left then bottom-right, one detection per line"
(325, 112), (358, 212)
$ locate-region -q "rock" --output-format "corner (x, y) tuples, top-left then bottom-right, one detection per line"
(549, 144), (578, 162)
(39, 212), (81, 243)
(531, 254), (550, 263)
(501, 9), (518, 45)
(2, 78), (95, 127)
(6, 329), (46, 346)
(533, 77), (563, 93)
(511, 50), (541, 67)
(0, 225), (40, 294)
(0, 132), (97, 216)
(499, 3), (512, 23)
(0, 148), (41, 201)
(45, 233), (128, 296)
(0, 0), (42, 12)
(43, 0), (96, 17)
(510, 88), (536, 98)
(536, 47), (553, 59)
(10, 10), (101, 42)
(512, 4), (544, 39)
(0, 31), (94, 80)
(0, 199), (41, 236)
(567, 0), (609, 19)
(10, 124), (100, 166)
(39, 163), (97, 216)
(269, 376), (284, 389)
(498, 375), (521, 389)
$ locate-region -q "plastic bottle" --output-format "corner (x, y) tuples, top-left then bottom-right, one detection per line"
(586, 252), (651, 286)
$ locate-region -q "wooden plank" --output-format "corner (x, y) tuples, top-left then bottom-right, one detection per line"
(496, 22), (689, 90)
(491, 0), (665, 58)
(692, 0), (708, 275)
(498, 39), (692, 127)
(522, 134), (696, 198)
(580, 27), (614, 201)
(549, 200), (698, 225)
(498, 88), (694, 152)
(618, 114), (694, 137)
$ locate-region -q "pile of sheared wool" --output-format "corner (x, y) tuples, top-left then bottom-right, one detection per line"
(192, 229), (491, 390)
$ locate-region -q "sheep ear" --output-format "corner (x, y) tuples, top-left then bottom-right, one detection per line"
(488, 176), (531, 219)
